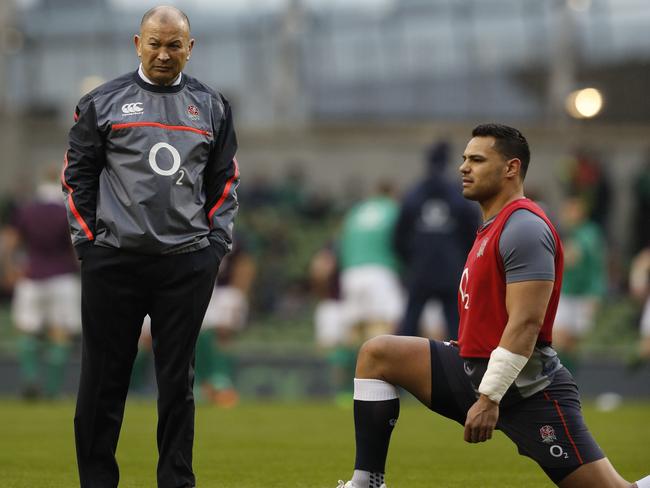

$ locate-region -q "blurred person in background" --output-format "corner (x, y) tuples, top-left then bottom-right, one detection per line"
(311, 242), (342, 346)
(335, 181), (403, 404)
(63, 6), (239, 487)
(631, 153), (650, 255)
(559, 150), (612, 235)
(2, 165), (80, 399)
(553, 195), (607, 373)
(0, 174), (34, 304)
(310, 240), (350, 401)
(0, 221), (19, 305)
(194, 235), (256, 407)
(335, 124), (650, 488)
(393, 140), (479, 340)
(629, 247), (650, 366)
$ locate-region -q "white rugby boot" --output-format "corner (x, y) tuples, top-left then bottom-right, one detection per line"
(336, 482), (387, 488)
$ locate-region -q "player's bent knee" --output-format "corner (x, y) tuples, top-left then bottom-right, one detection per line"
(356, 335), (396, 379)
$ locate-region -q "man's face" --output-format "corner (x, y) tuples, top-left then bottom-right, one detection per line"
(135, 17), (194, 86)
(459, 136), (511, 202)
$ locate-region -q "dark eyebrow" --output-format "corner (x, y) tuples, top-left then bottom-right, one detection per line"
(462, 153), (486, 161)
(149, 37), (183, 45)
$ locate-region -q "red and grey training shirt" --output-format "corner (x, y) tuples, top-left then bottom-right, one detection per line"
(457, 198), (564, 359)
(63, 69), (239, 258)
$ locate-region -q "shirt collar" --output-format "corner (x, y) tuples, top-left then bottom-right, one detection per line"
(138, 63), (182, 86)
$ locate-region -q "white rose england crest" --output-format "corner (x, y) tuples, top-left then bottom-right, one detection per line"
(539, 425), (557, 444)
(187, 104), (200, 121)
(476, 237), (489, 257)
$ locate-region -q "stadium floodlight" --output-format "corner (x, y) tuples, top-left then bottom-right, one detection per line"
(565, 87), (603, 119)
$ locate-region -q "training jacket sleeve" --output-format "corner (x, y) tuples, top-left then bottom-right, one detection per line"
(62, 94), (106, 258)
(204, 94), (240, 261)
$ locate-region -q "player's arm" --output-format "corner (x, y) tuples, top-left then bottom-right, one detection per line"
(62, 94), (106, 259)
(204, 94), (239, 263)
(1, 224), (20, 256)
(500, 280), (554, 356)
(0, 224), (22, 286)
(630, 249), (650, 300)
(464, 280), (553, 443)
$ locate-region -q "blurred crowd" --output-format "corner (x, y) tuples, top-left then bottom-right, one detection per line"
(0, 143), (649, 402)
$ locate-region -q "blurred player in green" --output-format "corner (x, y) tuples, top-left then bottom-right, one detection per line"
(553, 195), (607, 372)
(333, 181), (403, 405)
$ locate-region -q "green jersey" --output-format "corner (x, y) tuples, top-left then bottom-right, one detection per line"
(339, 196), (400, 271)
(561, 221), (606, 296)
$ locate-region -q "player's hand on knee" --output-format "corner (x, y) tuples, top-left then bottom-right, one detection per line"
(463, 394), (499, 443)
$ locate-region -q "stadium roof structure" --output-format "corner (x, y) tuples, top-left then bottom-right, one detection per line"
(5, 0), (650, 125)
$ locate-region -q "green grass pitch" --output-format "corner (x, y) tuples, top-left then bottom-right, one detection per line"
(0, 398), (648, 487)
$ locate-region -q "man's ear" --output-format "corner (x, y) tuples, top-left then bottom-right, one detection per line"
(505, 158), (521, 179)
(134, 34), (142, 58)
(187, 38), (195, 60)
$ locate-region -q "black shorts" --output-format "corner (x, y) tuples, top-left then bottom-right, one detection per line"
(428, 340), (605, 484)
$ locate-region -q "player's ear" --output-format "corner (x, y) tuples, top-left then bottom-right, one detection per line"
(134, 35), (142, 58)
(187, 38), (195, 60)
(505, 158), (521, 179)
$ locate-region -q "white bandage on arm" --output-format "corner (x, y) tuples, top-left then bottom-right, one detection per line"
(478, 346), (529, 404)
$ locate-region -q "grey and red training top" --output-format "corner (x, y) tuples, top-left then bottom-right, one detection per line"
(63, 70), (239, 259)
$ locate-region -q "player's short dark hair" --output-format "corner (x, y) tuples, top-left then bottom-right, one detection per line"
(472, 123), (530, 180)
(141, 6), (191, 31)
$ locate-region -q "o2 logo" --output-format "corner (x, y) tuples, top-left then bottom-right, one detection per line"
(148, 142), (185, 185)
(550, 445), (568, 459)
(459, 268), (470, 310)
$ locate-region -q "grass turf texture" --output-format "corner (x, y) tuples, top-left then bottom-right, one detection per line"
(0, 399), (648, 487)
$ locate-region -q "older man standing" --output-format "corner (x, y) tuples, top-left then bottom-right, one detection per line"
(63, 6), (239, 487)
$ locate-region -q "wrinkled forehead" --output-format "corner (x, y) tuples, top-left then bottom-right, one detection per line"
(140, 16), (190, 40)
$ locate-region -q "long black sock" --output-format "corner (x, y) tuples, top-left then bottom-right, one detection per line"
(353, 397), (400, 473)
